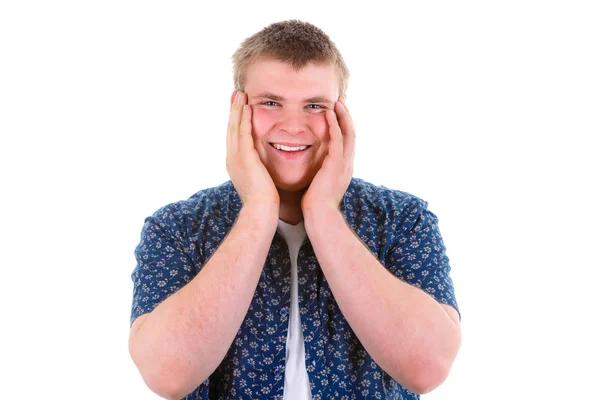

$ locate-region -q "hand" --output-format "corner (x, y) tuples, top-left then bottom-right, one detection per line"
(226, 90), (280, 209)
(301, 97), (355, 214)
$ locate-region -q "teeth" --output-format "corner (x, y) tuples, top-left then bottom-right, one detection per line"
(273, 143), (308, 152)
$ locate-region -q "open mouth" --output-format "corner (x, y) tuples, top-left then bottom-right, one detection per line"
(269, 143), (312, 158)
(269, 143), (312, 151)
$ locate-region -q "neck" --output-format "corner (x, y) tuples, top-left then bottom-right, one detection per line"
(277, 188), (306, 225)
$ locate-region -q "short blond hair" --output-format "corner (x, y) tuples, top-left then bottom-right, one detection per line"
(232, 19), (350, 99)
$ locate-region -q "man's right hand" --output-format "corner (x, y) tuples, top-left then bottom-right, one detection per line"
(226, 90), (280, 209)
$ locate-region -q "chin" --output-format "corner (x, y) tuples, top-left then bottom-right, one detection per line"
(273, 175), (312, 193)
(275, 181), (309, 193)
(266, 162), (320, 193)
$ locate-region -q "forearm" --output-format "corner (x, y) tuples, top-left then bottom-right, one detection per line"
(130, 204), (279, 399)
(305, 208), (461, 394)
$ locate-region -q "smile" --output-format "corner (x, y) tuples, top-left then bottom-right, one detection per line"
(269, 143), (312, 159)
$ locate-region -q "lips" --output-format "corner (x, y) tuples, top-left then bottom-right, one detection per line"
(269, 142), (312, 147)
(269, 143), (312, 159)
(269, 143), (312, 151)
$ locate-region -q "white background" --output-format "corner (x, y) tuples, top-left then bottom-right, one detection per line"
(1, 1), (598, 399)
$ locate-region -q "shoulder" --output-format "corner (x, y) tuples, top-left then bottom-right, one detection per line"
(342, 177), (436, 253)
(345, 177), (429, 221)
(146, 180), (237, 229)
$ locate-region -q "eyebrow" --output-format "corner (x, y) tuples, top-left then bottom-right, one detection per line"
(254, 91), (334, 104)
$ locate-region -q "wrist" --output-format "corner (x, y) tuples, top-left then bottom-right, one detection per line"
(304, 206), (343, 233)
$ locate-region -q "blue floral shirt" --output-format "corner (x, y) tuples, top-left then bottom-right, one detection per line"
(130, 177), (460, 399)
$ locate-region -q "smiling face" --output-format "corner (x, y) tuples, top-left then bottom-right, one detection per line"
(242, 57), (340, 192)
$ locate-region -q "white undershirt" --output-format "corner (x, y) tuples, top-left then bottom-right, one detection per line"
(277, 219), (313, 400)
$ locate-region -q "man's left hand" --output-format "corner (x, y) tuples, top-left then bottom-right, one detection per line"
(301, 97), (356, 215)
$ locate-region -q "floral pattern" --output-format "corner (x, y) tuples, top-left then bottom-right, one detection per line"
(130, 177), (460, 399)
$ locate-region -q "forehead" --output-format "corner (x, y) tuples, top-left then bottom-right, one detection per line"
(245, 57), (339, 101)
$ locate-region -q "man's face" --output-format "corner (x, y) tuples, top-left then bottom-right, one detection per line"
(242, 57), (340, 193)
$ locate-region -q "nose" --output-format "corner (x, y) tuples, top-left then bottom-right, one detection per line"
(279, 107), (306, 135)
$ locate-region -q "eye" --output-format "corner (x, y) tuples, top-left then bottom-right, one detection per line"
(307, 104), (324, 109)
(262, 101), (279, 107)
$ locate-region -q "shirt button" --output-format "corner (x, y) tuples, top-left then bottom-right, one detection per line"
(280, 308), (288, 317)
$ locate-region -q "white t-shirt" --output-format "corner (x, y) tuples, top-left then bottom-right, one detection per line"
(277, 219), (313, 400)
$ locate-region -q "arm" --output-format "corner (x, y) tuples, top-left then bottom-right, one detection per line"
(304, 207), (461, 395)
(129, 204), (279, 400)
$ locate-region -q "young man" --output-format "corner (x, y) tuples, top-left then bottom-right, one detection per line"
(129, 20), (461, 400)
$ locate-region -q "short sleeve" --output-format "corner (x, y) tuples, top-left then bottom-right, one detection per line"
(386, 201), (461, 321)
(130, 204), (197, 327)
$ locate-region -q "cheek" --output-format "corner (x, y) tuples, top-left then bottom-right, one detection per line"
(251, 108), (272, 139)
(309, 113), (329, 139)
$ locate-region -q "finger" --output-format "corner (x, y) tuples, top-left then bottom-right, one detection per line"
(227, 90), (238, 153)
(337, 97), (354, 125)
(227, 90), (237, 128)
(238, 104), (253, 150)
(227, 91), (246, 153)
(325, 109), (343, 160)
(335, 101), (356, 162)
(230, 89), (236, 112)
(338, 96), (348, 112)
(228, 91), (245, 133)
(235, 92), (248, 139)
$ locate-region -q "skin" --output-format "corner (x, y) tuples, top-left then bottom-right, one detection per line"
(227, 56), (353, 224)
(128, 56), (459, 399)
(227, 58), (461, 393)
